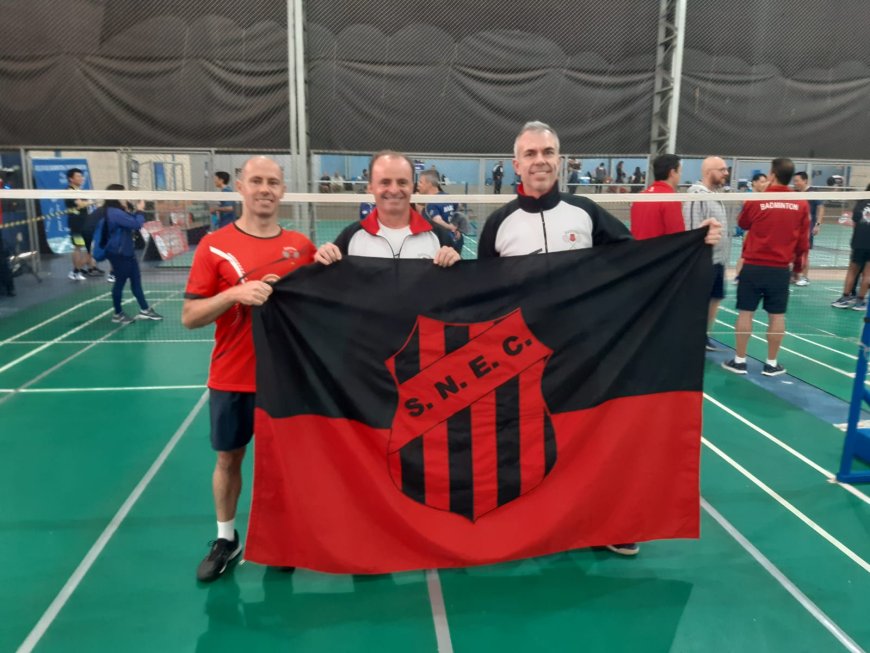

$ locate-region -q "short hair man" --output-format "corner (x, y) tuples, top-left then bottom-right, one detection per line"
(479, 122), (721, 557)
(684, 157), (731, 351)
(751, 173), (769, 193)
(791, 171), (824, 286)
(315, 151), (459, 266)
(722, 158), (809, 377)
(183, 156), (316, 582)
(417, 169), (463, 254)
(65, 168), (104, 280)
(593, 161), (607, 192)
(213, 171), (237, 229)
(630, 154), (685, 240)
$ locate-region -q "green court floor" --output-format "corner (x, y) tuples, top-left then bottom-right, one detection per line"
(2, 278), (869, 652)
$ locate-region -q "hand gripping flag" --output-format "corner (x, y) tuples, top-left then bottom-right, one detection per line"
(248, 230), (711, 573)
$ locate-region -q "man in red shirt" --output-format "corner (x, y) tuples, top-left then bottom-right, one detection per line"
(182, 156), (315, 582)
(630, 154), (685, 240)
(722, 158), (809, 377)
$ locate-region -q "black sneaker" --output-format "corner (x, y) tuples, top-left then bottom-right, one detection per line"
(761, 363), (786, 377)
(606, 543), (640, 556)
(721, 359), (747, 374)
(197, 530), (242, 582)
(111, 312), (134, 325)
(705, 338), (720, 352)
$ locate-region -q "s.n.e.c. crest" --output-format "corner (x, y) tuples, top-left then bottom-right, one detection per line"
(385, 309), (557, 521)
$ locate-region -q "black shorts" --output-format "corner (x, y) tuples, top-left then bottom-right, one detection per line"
(70, 231), (93, 251)
(209, 389), (255, 451)
(851, 248), (870, 268)
(711, 263), (725, 300)
(736, 264), (790, 314)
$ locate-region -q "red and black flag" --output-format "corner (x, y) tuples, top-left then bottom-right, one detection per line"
(247, 230), (711, 573)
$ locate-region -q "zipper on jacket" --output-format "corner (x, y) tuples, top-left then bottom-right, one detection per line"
(540, 212), (549, 253)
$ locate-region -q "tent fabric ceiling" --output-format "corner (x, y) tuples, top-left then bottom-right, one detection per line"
(0, 0), (866, 158)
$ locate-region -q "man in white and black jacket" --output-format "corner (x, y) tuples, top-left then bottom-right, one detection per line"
(478, 121), (722, 259)
(477, 121), (722, 557)
(315, 151), (459, 267)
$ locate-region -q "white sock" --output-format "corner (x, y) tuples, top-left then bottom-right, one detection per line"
(217, 519), (235, 541)
(766, 359), (777, 367)
(734, 356), (747, 364)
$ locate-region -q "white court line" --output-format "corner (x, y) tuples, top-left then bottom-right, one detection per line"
(702, 437), (870, 574)
(0, 287), (180, 348)
(16, 389), (209, 653)
(0, 385), (206, 393)
(0, 293), (183, 376)
(714, 319), (856, 379)
(0, 295), (180, 406)
(0, 304), (129, 375)
(701, 498), (865, 653)
(0, 293), (111, 346)
(426, 569), (454, 653)
(718, 306), (858, 360)
(703, 393), (870, 505)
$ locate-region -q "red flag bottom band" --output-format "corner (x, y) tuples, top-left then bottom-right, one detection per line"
(245, 392), (701, 574)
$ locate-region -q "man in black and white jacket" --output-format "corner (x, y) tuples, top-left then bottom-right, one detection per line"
(315, 151), (459, 267)
(478, 121), (722, 258)
(477, 120), (722, 557)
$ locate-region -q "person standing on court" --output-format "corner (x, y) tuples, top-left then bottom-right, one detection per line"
(492, 160), (505, 194)
(477, 122), (721, 557)
(65, 168), (103, 280)
(314, 151), (459, 266)
(722, 158), (809, 377)
(182, 156), (315, 582)
(684, 157), (731, 351)
(791, 171), (824, 287)
(212, 171), (237, 229)
(630, 154), (685, 240)
(831, 183), (870, 311)
(99, 185), (163, 325)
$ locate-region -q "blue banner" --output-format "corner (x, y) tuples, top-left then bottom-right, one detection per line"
(153, 162), (167, 190)
(32, 158), (93, 254)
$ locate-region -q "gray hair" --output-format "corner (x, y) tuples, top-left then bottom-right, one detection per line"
(513, 121), (560, 158)
(418, 169), (441, 189)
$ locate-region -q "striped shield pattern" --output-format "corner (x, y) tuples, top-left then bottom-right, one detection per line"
(386, 310), (557, 522)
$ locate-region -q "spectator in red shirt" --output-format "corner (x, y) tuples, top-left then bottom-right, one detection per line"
(630, 154), (685, 240)
(722, 158), (809, 377)
(182, 156), (315, 582)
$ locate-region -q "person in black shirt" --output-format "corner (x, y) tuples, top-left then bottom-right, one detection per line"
(64, 168), (104, 280)
(492, 160), (504, 194)
(831, 184), (870, 311)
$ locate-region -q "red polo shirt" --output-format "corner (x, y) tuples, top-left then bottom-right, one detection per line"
(629, 181), (684, 240)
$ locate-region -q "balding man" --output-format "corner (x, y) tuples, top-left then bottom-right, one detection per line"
(315, 151), (459, 266)
(183, 156), (316, 581)
(684, 157), (731, 351)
